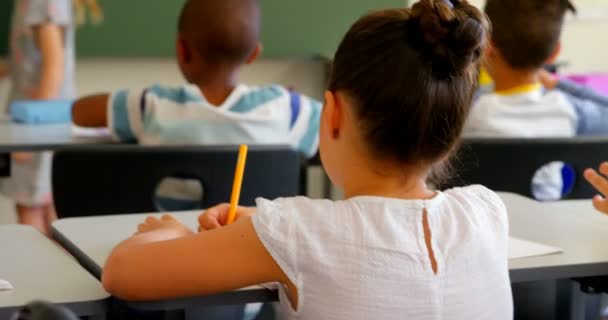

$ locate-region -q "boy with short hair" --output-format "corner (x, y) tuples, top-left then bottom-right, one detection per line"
(72, 0), (321, 158)
(464, 0), (608, 138)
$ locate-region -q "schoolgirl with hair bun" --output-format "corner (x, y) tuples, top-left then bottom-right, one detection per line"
(102, 1), (513, 319)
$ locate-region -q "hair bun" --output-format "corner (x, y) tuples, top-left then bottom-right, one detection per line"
(409, 0), (489, 78)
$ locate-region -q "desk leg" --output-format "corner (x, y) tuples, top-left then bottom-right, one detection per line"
(0, 153), (9, 177)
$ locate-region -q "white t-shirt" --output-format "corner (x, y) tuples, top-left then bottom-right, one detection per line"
(252, 186), (513, 320)
(108, 83), (322, 158)
(463, 89), (577, 138)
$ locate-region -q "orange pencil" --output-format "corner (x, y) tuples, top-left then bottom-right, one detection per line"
(226, 145), (248, 225)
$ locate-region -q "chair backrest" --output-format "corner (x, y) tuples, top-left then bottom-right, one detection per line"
(12, 301), (78, 320)
(445, 138), (608, 200)
(52, 145), (303, 218)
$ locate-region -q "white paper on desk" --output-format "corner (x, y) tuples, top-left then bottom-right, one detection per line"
(509, 237), (562, 260)
(71, 125), (111, 138)
(0, 279), (13, 291)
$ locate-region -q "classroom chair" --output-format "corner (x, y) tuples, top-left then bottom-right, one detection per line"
(444, 137), (608, 200)
(12, 301), (78, 320)
(52, 145), (304, 218)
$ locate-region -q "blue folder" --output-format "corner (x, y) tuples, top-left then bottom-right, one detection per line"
(10, 100), (73, 124)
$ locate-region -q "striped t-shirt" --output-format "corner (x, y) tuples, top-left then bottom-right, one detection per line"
(108, 83), (322, 158)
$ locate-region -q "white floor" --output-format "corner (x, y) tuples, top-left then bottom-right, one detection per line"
(0, 194), (16, 224)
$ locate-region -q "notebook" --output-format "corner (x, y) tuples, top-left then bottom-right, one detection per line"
(0, 279), (13, 291)
(509, 237), (562, 260)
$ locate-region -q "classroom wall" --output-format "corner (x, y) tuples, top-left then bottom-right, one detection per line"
(74, 58), (328, 98)
(0, 58), (328, 110)
(561, 20), (608, 73)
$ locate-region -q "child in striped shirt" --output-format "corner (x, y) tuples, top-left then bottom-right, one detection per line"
(72, 0), (321, 159)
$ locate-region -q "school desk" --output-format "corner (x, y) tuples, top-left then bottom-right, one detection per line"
(0, 225), (109, 319)
(503, 193), (608, 320)
(0, 119), (112, 177)
(51, 193), (608, 318)
(0, 119), (111, 152)
(504, 192), (608, 283)
(52, 194), (608, 283)
(51, 211), (277, 318)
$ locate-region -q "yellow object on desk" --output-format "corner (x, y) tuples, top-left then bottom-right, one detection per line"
(227, 145), (248, 225)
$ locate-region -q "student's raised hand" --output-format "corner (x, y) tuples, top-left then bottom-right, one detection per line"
(584, 162), (608, 214)
(198, 204), (256, 231)
(538, 69), (559, 90)
(135, 214), (194, 237)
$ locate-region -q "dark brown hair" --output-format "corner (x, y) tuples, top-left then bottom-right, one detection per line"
(178, 0), (261, 65)
(485, 0), (576, 69)
(329, 0), (489, 167)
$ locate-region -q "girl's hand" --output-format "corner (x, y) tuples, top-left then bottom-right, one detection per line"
(198, 204), (256, 231)
(135, 214), (194, 237)
(584, 162), (608, 214)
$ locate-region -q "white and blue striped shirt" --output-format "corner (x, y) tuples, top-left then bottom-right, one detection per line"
(108, 83), (322, 158)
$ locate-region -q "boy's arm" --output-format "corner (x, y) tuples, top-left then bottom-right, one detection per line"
(32, 23), (64, 100)
(74, 88), (148, 143)
(540, 70), (608, 135)
(560, 82), (608, 135)
(72, 94), (110, 127)
(555, 80), (608, 106)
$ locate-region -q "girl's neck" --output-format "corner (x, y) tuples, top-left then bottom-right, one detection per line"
(342, 156), (436, 201)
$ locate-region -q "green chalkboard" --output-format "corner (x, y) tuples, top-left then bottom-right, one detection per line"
(0, 1), (14, 57)
(76, 0), (407, 58)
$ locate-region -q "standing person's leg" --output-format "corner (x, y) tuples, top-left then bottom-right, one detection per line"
(45, 202), (58, 223)
(16, 205), (47, 233)
(0, 152), (54, 235)
(33, 152), (55, 234)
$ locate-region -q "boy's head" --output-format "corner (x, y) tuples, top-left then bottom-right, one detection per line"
(176, 0), (262, 83)
(484, 0), (576, 72)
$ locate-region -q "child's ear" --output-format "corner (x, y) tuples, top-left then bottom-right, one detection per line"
(546, 42), (561, 65)
(246, 43), (263, 65)
(176, 37), (192, 64)
(324, 90), (343, 140)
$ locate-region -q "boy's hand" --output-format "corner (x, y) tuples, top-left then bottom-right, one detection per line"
(198, 204), (256, 231)
(135, 214), (194, 237)
(539, 69), (559, 90)
(584, 162), (608, 214)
